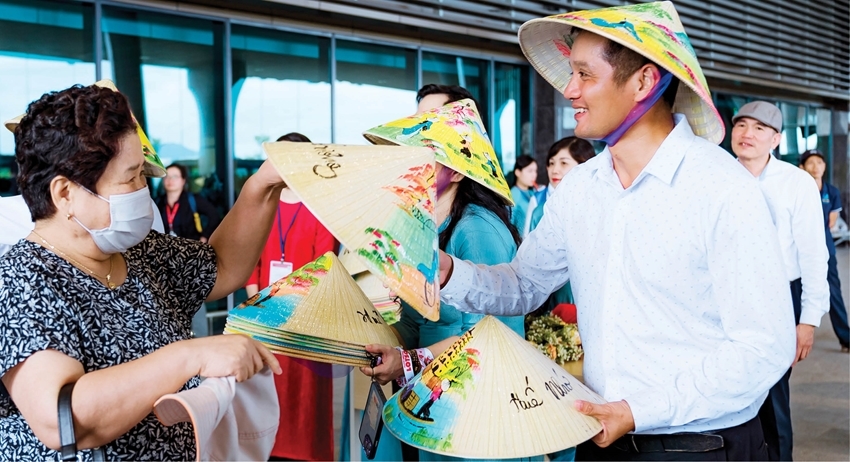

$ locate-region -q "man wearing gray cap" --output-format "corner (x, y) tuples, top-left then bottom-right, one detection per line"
(731, 100), (829, 461)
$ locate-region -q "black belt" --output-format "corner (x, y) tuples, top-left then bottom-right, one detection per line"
(610, 432), (724, 453)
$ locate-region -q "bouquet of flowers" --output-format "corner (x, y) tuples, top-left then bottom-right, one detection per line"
(526, 314), (583, 365)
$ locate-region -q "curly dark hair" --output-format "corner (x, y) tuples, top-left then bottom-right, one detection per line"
(15, 85), (137, 221)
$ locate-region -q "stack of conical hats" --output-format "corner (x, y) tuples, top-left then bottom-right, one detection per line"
(383, 316), (604, 458)
(226, 252), (400, 366)
(339, 250), (402, 325)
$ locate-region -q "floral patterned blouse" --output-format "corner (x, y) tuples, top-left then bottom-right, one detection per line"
(0, 232), (217, 461)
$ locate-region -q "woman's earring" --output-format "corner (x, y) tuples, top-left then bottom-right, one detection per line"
(66, 213), (71, 220)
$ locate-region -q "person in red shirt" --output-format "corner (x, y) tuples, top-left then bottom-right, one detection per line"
(245, 132), (338, 461)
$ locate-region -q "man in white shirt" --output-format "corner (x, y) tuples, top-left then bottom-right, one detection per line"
(731, 101), (829, 461)
(434, 2), (795, 460)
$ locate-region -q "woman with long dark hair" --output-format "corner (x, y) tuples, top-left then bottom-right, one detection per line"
(360, 85), (537, 461)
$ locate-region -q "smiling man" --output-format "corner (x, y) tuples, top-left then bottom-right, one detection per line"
(731, 101), (829, 461)
(435, 2), (795, 461)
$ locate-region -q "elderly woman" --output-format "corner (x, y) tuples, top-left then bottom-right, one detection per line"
(0, 84), (284, 460)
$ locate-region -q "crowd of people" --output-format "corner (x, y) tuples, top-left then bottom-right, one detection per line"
(0, 1), (848, 461)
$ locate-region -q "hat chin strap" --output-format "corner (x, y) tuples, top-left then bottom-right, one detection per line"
(595, 68), (673, 146)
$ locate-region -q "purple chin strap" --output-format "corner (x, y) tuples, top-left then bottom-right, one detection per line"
(596, 68), (673, 146)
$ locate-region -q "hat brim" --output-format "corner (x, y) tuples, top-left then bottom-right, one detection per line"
(4, 81), (167, 178)
(518, 18), (725, 144)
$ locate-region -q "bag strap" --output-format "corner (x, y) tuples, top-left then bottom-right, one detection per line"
(187, 193), (203, 234)
(58, 382), (106, 461)
(187, 193), (198, 215)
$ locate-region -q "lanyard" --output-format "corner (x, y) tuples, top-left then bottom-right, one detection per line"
(166, 202), (180, 231)
(277, 203), (302, 260)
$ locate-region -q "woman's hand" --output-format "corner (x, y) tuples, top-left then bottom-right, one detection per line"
(187, 335), (281, 382)
(359, 344), (403, 385)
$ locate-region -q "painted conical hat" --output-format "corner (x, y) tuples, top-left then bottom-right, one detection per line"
(263, 141), (440, 321)
(363, 99), (514, 205)
(4, 79), (166, 177)
(517, 1), (724, 144)
(383, 316), (604, 458)
(226, 252), (400, 366)
(340, 250), (401, 324)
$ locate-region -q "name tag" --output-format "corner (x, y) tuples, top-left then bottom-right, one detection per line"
(269, 260), (294, 283)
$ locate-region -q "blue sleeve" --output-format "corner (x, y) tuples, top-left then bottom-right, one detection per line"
(452, 213), (518, 334)
(829, 184), (842, 213)
(392, 301), (422, 349)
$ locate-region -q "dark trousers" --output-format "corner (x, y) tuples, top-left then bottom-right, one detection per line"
(575, 416), (768, 461)
(827, 251), (850, 347)
(758, 278), (802, 461)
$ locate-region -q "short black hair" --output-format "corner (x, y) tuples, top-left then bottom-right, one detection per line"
(277, 132), (311, 143)
(547, 137), (596, 164)
(513, 155), (536, 173)
(573, 29), (679, 109)
(166, 163), (188, 180)
(16, 85), (136, 221)
(416, 84), (478, 108)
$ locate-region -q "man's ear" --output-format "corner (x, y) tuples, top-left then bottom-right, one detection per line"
(632, 64), (662, 102)
(770, 131), (782, 151)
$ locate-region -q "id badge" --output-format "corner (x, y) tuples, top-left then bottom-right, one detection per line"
(269, 260), (293, 282)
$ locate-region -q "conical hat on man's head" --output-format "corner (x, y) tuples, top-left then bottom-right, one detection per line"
(382, 316), (604, 459)
(4, 79), (166, 178)
(518, 1), (724, 144)
(363, 99), (514, 205)
(226, 252), (401, 366)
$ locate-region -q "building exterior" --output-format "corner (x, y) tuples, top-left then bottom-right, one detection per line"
(1, 0), (847, 328)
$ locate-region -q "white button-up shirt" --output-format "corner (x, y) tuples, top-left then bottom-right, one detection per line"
(442, 115), (796, 435)
(747, 155), (829, 326)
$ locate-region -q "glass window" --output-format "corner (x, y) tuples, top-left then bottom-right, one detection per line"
(231, 26), (331, 194)
(779, 102), (806, 165)
(334, 40), (417, 144)
(421, 51), (490, 126)
(102, 7), (227, 317)
(102, 7), (225, 206)
(0, 0), (96, 195)
(492, 62), (531, 173)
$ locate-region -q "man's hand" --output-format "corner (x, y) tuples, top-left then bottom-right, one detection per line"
(793, 324), (815, 366)
(439, 250), (453, 287)
(575, 399), (635, 448)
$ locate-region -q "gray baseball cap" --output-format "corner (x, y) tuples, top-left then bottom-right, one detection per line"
(732, 101), (782, 133)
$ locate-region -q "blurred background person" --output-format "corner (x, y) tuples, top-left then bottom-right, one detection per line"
(245, 131), (338, 462)
(525, 137), (595, 324)
(510, 154), (539, 238)
(157, 163), (221, 243)
(800, 149), (850, 353)
(361, 85), (539, 462)
(526, 137), (595, 236)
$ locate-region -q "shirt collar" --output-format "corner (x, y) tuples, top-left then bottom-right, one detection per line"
(589, 114), (693, 188)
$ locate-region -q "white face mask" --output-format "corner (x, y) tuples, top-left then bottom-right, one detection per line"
(73, 184), (154, 254)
